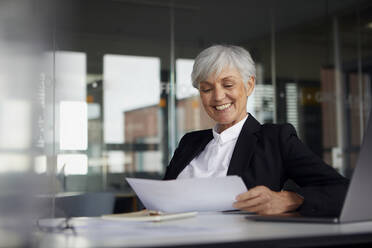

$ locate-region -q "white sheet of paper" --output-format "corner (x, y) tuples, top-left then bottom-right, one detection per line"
(126, 176), (247, 213)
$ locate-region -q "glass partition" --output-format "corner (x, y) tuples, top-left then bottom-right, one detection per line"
(0, 0), (53, 245)
(49, 0), (372, 214)
(50, 0), (171, 214)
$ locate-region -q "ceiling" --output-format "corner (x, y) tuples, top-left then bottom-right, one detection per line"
(46, 0), (372, 76)
(54, 0), (372, 44)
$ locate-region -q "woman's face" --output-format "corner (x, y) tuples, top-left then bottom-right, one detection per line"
(199, 67), (255, 133)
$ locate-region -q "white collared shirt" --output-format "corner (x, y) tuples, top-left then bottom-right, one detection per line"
(177, 115), (248, 179)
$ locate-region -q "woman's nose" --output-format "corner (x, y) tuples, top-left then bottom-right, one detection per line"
(213, 87), (225, 101)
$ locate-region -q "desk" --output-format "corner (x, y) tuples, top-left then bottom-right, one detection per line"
(37, 212), (372, 248)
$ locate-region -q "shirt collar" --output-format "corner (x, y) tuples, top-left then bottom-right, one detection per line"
(212, 114), (248, 145)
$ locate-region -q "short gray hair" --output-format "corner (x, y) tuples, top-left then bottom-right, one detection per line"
(191, 45), (256, 89)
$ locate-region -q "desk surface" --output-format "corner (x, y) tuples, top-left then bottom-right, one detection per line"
(37, 212), (372, 248)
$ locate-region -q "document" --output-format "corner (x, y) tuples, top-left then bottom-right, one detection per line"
(126, 176), (247, 213)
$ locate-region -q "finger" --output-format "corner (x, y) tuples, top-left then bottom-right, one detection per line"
(236, 188), (262, 201)
(233, 195), (266, 209)
(236, 185), (271, 201)
(239, 204), (266, 214)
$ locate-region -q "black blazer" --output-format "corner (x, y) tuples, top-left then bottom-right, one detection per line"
(164, 114), (349, 217)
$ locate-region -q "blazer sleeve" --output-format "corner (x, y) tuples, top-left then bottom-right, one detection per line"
(279, 124), (349, 217)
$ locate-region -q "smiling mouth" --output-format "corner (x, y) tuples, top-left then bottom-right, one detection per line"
(215, 103), (232, 111)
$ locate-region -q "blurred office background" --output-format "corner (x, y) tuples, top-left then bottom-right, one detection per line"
(0, 0), (372, 244)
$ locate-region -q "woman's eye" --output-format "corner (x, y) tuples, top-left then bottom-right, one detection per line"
(224, 84), (233, 88)
(201, 88), (211, 93)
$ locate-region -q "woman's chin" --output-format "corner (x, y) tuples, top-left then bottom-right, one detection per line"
(211, 112), (246, 129)
(214, 117), (235, 126)
(211, 111), (235, 122)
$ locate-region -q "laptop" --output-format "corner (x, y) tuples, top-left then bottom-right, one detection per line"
(247, 113), (372, 224)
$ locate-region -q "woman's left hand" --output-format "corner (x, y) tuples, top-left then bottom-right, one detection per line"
(233, 185), (304, 215)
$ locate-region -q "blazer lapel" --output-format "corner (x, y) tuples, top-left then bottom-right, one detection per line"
(171, 131), (213, 178)
(227, 115), (261, 183)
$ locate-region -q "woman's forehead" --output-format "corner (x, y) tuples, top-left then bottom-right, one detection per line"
(204, 66), (242, 82)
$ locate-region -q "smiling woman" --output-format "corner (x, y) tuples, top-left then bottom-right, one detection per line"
(164, 45), (349, 217)
(199, 67), (254, 133)
(192, 45), (255, 133)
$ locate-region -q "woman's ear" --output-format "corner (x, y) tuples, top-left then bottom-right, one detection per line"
(245, 76), (255, 96)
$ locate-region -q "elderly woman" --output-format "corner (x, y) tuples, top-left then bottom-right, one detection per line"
(164, 45), (348, 217)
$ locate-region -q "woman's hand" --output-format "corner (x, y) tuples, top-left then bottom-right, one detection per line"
(233, 186), (304, 215)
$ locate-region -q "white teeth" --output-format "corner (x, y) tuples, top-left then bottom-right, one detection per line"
(215, 103), (231, 111)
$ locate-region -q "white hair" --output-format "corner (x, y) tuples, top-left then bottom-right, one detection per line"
(191, 45), (256, 89)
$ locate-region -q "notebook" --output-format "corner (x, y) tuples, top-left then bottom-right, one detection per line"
(102, 210), (197, 222)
